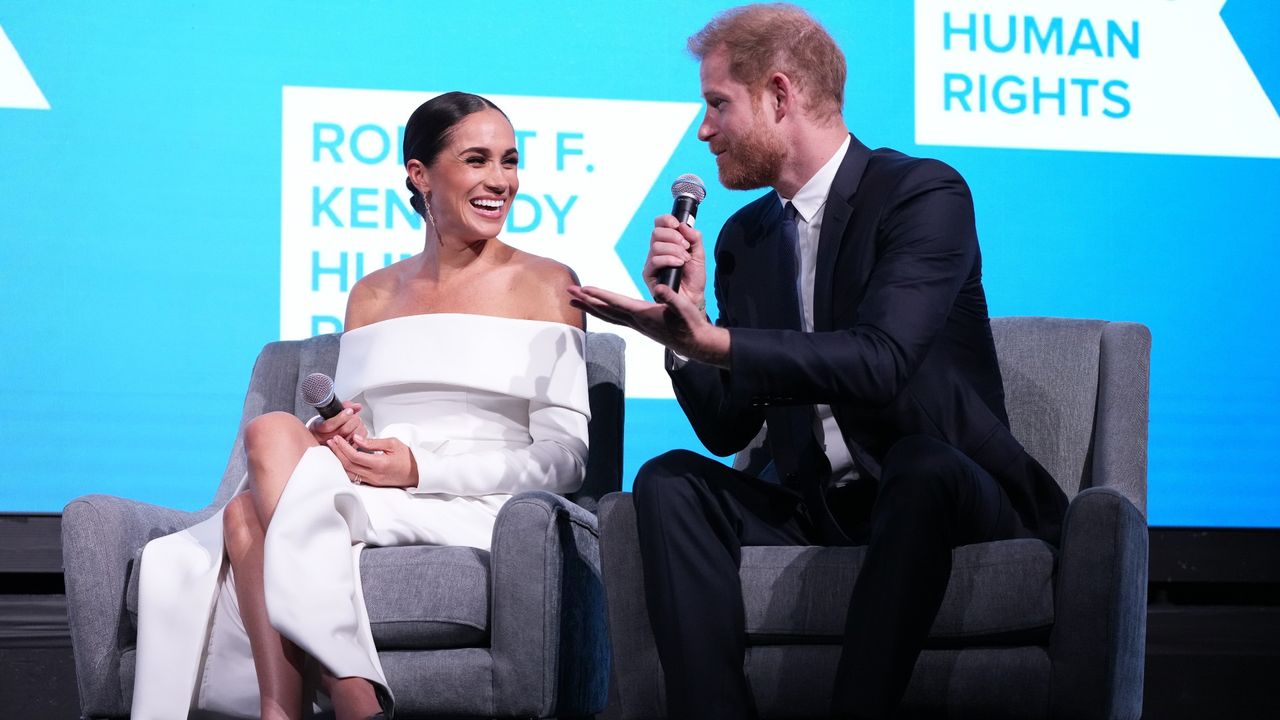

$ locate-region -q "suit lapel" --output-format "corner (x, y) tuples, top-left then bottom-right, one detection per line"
(813, 134), (872, 331)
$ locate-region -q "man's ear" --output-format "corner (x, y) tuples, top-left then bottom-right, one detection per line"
(766, 71), (795, 121)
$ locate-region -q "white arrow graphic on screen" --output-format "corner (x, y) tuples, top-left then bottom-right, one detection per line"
(0, 26), (50, 110)
(914, 0), (1280, 159)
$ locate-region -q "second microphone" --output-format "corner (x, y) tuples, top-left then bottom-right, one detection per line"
(655, 173), (707, 292)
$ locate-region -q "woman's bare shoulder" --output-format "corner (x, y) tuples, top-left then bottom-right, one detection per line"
(513, 250), (579, 287)
(344, 260), (410, 331)
(508, 251), (583, 330)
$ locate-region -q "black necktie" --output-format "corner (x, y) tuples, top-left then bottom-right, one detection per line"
(777, 202), (802, 330)
(767, 202), (814, 487)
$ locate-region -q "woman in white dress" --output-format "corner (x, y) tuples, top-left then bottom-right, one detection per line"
(130, 92), (589, 720)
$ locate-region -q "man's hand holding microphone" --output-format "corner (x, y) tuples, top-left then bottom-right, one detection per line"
(568, 174), (732, 367)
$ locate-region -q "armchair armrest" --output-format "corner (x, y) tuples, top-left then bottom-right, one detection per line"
(489, 490), (609, 718)
(62, 494), (211, 718)
(1049, 487), (1148, 720)
(598, 491), (666, 720)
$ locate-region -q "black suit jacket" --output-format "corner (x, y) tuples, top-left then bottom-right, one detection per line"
(670, 135), (1069, 545)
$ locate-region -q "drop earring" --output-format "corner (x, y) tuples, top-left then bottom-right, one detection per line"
(423, 193), (442, 246)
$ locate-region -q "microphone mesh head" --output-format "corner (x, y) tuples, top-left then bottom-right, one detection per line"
(671, 173), (706, 203)
(301, 372), (335, 407)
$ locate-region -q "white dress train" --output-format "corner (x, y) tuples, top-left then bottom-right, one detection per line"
(130, 314), (591, 719)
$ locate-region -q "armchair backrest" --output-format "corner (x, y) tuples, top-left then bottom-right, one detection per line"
(728, 317), (1152, 518)
(207, 331), (625, 513)
(991, 317), (1150, 516)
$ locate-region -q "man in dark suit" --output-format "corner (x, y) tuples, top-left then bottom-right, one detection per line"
(569, 4), (1069, 718)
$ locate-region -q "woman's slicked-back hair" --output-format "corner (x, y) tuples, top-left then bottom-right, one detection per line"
(402, 91), (508, 217)
(688, 3), (846, 121)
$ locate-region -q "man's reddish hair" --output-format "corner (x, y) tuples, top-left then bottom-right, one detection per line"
(689, 3), (846, 120)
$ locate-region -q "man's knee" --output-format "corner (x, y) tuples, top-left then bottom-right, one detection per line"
(879, 435), (966, 505)
(633, 450), (717, 525)
(634, 450), (709, 496)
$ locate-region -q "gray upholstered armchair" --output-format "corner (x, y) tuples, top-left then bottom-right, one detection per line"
(63, 330), (624, 719)
(600, 317), (1150, 719)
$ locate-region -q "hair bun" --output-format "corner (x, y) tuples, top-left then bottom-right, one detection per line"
(405, 177), (424, 215)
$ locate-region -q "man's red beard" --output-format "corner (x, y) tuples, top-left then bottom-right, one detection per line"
(714, 104), (786, 190)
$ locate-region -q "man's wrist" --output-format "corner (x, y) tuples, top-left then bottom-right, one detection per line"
(689, 326), (731, 369)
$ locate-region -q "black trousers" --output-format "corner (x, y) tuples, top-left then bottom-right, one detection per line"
(633, 434), (1026, 720)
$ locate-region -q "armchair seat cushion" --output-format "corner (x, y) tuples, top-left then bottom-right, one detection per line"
(125, 544), (493, 652)
(741, 538), (1055, 644)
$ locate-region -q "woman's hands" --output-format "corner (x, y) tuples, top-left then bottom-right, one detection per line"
(326, 434), (419, 489)
(310, 401), (418, 488)
(308, 402), (366, 444)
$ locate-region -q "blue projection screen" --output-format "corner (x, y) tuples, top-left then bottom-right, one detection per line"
(2, 1), (1278, 527)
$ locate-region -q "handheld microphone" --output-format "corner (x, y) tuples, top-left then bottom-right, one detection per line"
(655, 173), (707, 292)
(301, 373), (345, 419)
(302, 372), (375, 453)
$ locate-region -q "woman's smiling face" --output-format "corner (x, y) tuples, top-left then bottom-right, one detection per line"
(422, 108), (519, 242)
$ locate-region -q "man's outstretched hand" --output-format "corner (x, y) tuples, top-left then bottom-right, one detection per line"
(567, 283), (730, 368)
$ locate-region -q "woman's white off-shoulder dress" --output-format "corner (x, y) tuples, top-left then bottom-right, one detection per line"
(130, 314), (590, 719)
